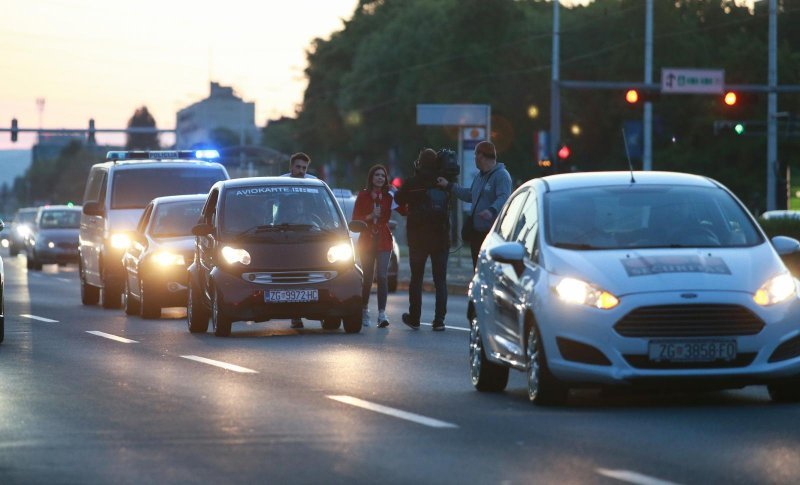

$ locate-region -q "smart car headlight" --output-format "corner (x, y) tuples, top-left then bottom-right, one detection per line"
(554, 277), (619, 310)
(327, 243), (353, 263)
(110, 232), (131, 249)
(152, 251), (186, 266)
(221, 246), (251, 265)
(754, 273), (796, 306)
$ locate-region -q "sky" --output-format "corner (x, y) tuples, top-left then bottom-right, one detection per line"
(0, 0), (360, 149)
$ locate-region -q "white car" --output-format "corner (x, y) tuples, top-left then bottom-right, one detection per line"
(469, 171), (800, 405)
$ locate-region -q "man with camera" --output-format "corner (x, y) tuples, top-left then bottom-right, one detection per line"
(394, 148), (454, 331)
(437, 141), (512, 269)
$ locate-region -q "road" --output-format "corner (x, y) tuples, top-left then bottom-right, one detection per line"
(1, 254), (799, 484)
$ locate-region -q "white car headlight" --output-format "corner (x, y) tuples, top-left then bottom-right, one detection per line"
(327, 243), (353, 263)
(152, 251), (186, 266)
(221, 246), (251, 265)
(554, 277), (619, 310)
(754, 273), (796, 306)
(16, 225), (31, 237)
(0, 239), (8, 248)
(110, 233), (131, 249)
(47, 241), (55, 249)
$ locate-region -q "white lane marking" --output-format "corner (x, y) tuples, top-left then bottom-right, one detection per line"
(420, 323), (469, 332)
(327, 395), (458, 429)
(86, 331), (138, 344)
(597, 468), (682, 485)
(180, 355), (259, 374)
(20, 314), (59, 323)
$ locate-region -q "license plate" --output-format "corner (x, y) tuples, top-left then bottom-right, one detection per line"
(648, 339), (737, 363)
(264, 289), (318, 303)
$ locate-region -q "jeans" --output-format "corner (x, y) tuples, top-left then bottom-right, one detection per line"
(361, 249), (391, 311)
(408, 246), (448, 323)
(470, 231), (489, 269)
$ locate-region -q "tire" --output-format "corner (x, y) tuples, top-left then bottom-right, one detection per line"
(9, 247), (18, 257)
(80, 264), (100, 305)
(0, 314), (3, 344)
(123, 277), (140, 315)
(322, 317), (342, 330)
(187, 278), (209, 333)
(342, 314), (362, 334)
(26, 256), (32, 270)
(768, 377), (800, 402)
(101, 282), (122, 309)
(212, 288), (232, 337)
(31, 254), (42, 271)
(139, 278), (161, 319)
(526, 324), (568, 406)
(469, 314), (509, 392)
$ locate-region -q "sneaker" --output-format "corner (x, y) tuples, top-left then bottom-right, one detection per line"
(432, 320), (445, 332)
(377, 311), (389, 328)
(401, 313), (420, 330)
(362, 308), (371, 328)
(291, 318), (304, 329)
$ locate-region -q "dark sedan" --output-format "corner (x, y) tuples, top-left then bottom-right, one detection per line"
(25, 206), (82, 270)
(122, 194), (206, 318)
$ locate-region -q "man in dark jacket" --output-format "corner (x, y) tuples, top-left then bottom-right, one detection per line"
(395, 148), (450, 331)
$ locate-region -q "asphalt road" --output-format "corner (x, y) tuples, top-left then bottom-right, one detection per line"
(1, 254), (800, 484)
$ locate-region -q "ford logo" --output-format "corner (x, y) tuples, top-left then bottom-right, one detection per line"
(680, 293), (698, 299)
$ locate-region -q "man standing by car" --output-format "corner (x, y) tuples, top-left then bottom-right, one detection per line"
(281, 151), (315, 328)
(437, 141), (512, 269)
(395, 148), (451, 332)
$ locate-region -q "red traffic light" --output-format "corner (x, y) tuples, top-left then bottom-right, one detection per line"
(724, 91), (737, 106)
(557, 145), (571, 160)
(625, 89), (639, 104)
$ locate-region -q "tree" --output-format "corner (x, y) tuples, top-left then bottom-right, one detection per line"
(126, 106), (160, 150)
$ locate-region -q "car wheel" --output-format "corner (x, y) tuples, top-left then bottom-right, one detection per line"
(26, 255), (33, 270)
(123, 277), (140, 315)
(212, 288), (232, 337)
(31, 253), (42, 271)
(768, 377), (800, 402)
(342, 313), (362, 334)
(526, 324), (568, 406)
(469, 314), (509, 392)
(9, 247), (18, 257)
(101, 282), (122, 309)
(322, 317), (342, 330)
(139, 279), (161, 319)
(187, 278), (209, 333)
(80, 264), (99, 305)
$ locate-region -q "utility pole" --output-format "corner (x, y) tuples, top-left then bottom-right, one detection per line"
(550, 0), (561, 170)
(643, 0), (653, 170)
(767, 0), (778, 210)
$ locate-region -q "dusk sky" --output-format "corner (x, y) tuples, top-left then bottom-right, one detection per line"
(0, 0), (360, 149)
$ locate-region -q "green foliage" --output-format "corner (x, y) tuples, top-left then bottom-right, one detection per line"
(126, 106), (160, 150)
(758, 217), (800, 241)
(13, 141), (101, 206)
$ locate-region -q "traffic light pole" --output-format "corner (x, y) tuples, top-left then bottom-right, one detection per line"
(643, 0), (653, 171)
(549, 0), (561, 172)
(767, 0), (778, 211)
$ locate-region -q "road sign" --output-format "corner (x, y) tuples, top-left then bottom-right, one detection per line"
(661, 68), (724, 94)
(416, 104), (490, 126)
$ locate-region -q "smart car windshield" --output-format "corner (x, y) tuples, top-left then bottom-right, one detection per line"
(545, 185), (763, 249)
(221, 185), (344, 237)
(39, 210), (81, 229)
(151, 200), (204, 238)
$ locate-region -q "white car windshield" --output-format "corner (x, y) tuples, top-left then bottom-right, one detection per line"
(151, 201), (204, 238)
(545, 185), (763, 249)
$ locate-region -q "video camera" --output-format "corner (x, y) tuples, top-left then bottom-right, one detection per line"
(435, 148), (460, 183)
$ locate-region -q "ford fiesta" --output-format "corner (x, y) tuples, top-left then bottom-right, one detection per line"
(187, 178), (365, 336)
(469, 171), (800, 405)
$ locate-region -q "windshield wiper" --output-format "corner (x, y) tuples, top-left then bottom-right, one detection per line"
(552, 242), (599, 250)
(234, 223), (314, 239)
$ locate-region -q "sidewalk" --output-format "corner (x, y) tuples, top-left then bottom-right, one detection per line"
(395, 244), (474, 296)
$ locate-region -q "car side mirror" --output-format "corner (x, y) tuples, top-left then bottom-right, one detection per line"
(348, 220), (367, 233)
(388, 220), (398, 231)
(772, 236), (800, 256)
(192, 223), (214, 237)
(82, 201), (105, 217)
(0, 219), (4, 231)
(488, 242), (526, 277)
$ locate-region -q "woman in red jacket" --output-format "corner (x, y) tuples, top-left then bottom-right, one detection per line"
(353, 164), (396, 328)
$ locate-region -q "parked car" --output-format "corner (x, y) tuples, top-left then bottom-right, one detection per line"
(761, 210), (800, 220)
(25, 205), (82, 270)
(0, 219), (5, 343)
(469, 171), (800, 405)
(79, 150), (229, 309)
(8, 207), (37, 257)
(187, 177), (365, 336)
(122, 194), (206, 318)
(332, 188), (400, 292)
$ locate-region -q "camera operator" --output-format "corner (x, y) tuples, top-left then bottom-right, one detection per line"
(394, 148), (452, 332)
(437, 141), (512, 269)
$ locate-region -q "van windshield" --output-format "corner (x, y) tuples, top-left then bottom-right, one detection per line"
(111, 167), (226, 209)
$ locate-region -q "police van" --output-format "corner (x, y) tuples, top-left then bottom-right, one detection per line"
(80, 150), (229, 308)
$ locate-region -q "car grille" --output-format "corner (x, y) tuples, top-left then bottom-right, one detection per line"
(241, 271), (338, 284)
(624, 353), (757, 369)
(614, 304), (764, 338)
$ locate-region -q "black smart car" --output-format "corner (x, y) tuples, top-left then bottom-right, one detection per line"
(187, 177), (366, 336)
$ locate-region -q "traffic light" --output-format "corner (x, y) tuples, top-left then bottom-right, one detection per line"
(557, 145), (571, 160)
(724, 91), (737, 106)
(88, 118), (96, 144)
(624, 89), (659, 105)
(10, 118), (18, 142)
(625, 89), (639, 104)
(734, 123), (745, 135)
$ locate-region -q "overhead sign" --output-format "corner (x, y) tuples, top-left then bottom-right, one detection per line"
(417, 104), (490, 126)
(661, 68), (724, 94)
(462, 127), (485, 150)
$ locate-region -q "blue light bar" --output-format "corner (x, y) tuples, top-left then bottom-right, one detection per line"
(195, 149), (220, 159)
(106, 150), (220, 161)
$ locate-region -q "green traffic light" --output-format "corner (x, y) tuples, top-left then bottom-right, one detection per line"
(734, 123), (745, 135)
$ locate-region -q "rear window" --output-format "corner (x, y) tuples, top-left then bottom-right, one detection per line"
(16, 210), (37, 224)
(40, 210), (81, 229)
(111, 166), (226, 209)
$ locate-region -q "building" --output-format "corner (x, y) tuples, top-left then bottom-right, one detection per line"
(175, 82), (260, 149)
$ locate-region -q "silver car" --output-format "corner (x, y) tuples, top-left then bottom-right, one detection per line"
(469, 171), (800, 405)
